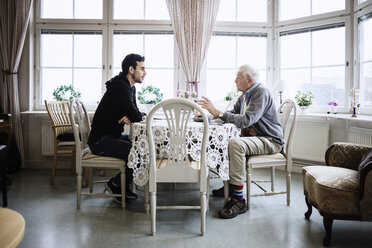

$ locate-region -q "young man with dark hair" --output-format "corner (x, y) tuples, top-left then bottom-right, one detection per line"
(88, 53), (146, 202)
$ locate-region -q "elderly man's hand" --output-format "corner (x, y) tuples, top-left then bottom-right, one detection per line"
(118, 116), (131, 125)
(197, 96), (221, 119)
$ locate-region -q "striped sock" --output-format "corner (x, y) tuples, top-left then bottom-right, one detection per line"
(231, 184), (245, 203)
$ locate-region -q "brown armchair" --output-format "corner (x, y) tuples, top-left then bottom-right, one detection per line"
(302, 142), (372, 246)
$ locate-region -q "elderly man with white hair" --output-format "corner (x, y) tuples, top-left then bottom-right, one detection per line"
(198, 64), (284, 219)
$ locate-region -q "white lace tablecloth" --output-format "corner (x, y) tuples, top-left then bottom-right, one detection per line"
(127, 120), (240, 186)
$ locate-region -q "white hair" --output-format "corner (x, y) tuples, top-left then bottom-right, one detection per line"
(238, 64), (259, 83)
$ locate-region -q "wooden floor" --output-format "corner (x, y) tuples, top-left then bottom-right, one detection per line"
(4, 168), (372, 248)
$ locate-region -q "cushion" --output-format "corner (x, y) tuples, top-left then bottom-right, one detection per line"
(302, 166), (360, 216)
(359, 149), (372, 199)
(57, 129), (74, 142)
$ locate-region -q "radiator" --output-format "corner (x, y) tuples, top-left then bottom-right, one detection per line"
(41, 121), (54, 156)
(290, 123), (329, 162)
(348, 127), (372, 146)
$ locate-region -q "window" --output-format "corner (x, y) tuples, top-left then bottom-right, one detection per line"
(216, 0), (267, 22)
(279, 24), (346, 108)
(40, 30), (103, 105)
(206, 33), (267, 102)
(112, 31), (174, 99)
(41, 0), (103, 19)
(279, 0), (345, 21)
(358, 13), (372, 110)
(113, 0), (169, 20)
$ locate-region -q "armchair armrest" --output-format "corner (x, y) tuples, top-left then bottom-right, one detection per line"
(325, 142), (372, 170)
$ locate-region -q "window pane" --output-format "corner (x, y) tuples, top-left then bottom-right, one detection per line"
(360, 62), (372, 108)
(206, 69), (236, 102)
(280, 33), (310, 68)
(312, 0), (344, 16)
(146, 0), (170, 20)
(41, 68), (72, 101)
(113, 34), (144, 71)
(216, 0), (236, 21)
(280, 0), (310, 21)
(41, 34), (72, 67)
(207, 36), (236, 68)
(237, 0), (267, 22)
(361, 17), (372, 61)
(41, 0), (73, 18)
(281, 68), (311, 100)
(312, 27), (345, 66)
(312, 66), (345, 106)
(144, 35), (174, 68)
(74, 34), (102, 67)
(237, 36), (266, 69)
(75, 0), (102, 19)
(74, 69), (102, 105)
(41, 0), (102, 19)
(141, 69), (174, 100)
(113, 0), (144, 19)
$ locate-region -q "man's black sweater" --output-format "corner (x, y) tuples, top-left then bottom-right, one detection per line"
(88, 72), (144, 145)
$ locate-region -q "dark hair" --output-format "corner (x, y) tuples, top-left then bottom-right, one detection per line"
(121, 53), (145, 75)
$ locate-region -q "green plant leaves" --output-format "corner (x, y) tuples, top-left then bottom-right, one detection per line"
(137, 85), (164, 104)
(295, 91), (314, 107)
(52, 85), (81, 101)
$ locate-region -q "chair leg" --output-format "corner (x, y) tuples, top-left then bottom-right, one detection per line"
(50, 150), (58, 185)
(145, 183), (150, 214)
(286, 171), (291, 206)
(304, 195), (312, 219)
(200, 191), (206, 236)
(223, 181), (229, 205)
(270, 167), (275, 192)
(150, 192), (156, 236)
(246, 167), (252, 210)
(323, 217), (333, 247)
(77, 174), (82, 209)
(120, 169), (126, 212)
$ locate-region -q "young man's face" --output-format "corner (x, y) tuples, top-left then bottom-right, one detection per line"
(131, 61), (146, 84)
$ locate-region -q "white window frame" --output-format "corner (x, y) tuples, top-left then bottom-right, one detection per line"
(275, 1), (352, 113)
(354, 2), (372, 114)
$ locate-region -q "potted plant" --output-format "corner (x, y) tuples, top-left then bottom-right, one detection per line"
(295, 91), (314, 114)
(137, 85), (163, 113)
(53, 85), (81, 101)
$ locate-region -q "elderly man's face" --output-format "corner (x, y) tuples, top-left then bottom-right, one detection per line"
(234, 72), (252, 93)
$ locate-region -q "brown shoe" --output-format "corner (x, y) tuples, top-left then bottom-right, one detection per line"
(218, 198), (247, 219)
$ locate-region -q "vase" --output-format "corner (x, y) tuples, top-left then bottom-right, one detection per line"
(299, 106), (308, 114)
(145, 104), (155, 114)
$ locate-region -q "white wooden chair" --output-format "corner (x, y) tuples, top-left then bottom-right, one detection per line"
(146, 98), (209, 236)
(246, 99), (297, 209)
(44, 100), (75, 185)
(70, 99), (126, 212)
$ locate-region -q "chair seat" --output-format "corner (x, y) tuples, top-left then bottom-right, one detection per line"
(82, 152), (124, 163)
(156, 159), (200, 170)
(303, 166), (360, 216)
(58, 141), (75, 146)
(247, 153), (286, 167)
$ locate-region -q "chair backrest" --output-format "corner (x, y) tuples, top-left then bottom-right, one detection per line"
(69, 99), (91, 159)
(146, 98), (209, 188)
(224, 96), (239, 112)
(45, 100), (73, 137)
(278, 99), (297, 161)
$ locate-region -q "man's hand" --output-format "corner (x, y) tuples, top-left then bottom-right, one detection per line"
(118, 116), (132, 125)
(197, 96), (221, 119)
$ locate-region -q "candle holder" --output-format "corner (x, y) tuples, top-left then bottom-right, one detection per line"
(349, 88), (360, 117)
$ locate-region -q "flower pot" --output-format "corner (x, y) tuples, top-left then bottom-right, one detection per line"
(145, 104), (155, 114)
(299, 106), (308, 114)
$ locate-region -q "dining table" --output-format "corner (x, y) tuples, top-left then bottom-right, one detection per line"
(127, 118), (240, 186)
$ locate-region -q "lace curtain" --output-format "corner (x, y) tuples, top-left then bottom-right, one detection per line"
(0, 0), (33, 167)
(166, 0), (220, 96)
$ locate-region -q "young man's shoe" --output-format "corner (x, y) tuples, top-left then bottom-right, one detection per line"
(212, 185), (233, 197)
(218, 198), (247, 219)
(105, 178), (138, 203)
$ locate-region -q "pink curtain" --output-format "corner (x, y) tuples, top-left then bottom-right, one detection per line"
(166, 0), (220, 96)
(0, 0), (33, 167)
